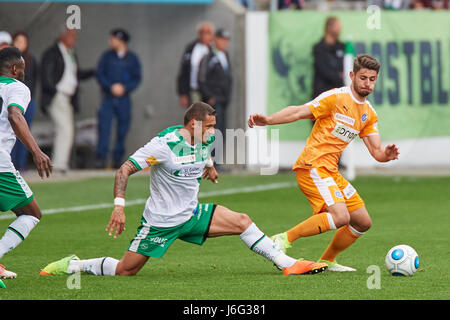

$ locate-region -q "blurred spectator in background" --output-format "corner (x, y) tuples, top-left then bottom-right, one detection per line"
(410, 0), (448, 8)
(177, 22), (214, 108)
(10, 31), (38, 171)
(312, 16), (345, 99)
(0, 31), (12, 50)
(278, 0), (304, 10)
(372, 0), (448, 9)
(382, 0), (413, 9)
(198, 28), (232, 150)
(41, 27), (94, 173)
(411, 0), (434, 7)
(95, 28), (141, 169)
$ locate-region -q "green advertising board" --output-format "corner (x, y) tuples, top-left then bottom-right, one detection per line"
(268, 11), (450, 141)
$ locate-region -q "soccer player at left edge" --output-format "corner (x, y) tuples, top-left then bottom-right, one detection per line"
(0, 47), (53, 280)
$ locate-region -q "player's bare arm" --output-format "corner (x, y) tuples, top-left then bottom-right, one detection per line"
(106, 160), (139, 238)
(8, 105), (52, 179)
(248, 105), (313, 128)
(363, 134), (400, 162)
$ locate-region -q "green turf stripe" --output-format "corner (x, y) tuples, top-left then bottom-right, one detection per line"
(250, 235), (266, 251)
(7, 227), (25, 241)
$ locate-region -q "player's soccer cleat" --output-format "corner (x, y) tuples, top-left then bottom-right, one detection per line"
(271, 232), (292, 253)
(318, 259), (356, 272)
(283, 259), (328, 275)
(39, 254), (80, 275)
(0, 264), (17, 279)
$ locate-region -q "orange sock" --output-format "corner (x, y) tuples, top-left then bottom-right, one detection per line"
(286, 212), (331, 243)
(320, 225), (360, 262)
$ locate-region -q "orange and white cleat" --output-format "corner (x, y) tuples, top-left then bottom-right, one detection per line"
(283, 259), (328, 275)
(0, 264), (17, 279)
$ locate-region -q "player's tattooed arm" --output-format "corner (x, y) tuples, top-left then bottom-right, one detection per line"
(114, 160), (139, 198)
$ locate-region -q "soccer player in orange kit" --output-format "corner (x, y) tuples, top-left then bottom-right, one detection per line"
(248, 54), (400, 271)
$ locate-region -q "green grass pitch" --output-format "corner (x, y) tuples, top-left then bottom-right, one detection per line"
(0, 172), (449, 300)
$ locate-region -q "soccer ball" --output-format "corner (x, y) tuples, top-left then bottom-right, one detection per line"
(385, 245), (419, 276)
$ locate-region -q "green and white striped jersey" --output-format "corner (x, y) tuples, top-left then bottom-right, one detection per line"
(0, 76), (31, 172)
(128, 125), (215, 227)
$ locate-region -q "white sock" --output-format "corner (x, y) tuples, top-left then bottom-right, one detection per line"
(0, 215), (39, 259)
(68, 257), (119, 276)
(326, 212), (337, 230)
(240, 223), (296, 268)
(349, 225), (365, 236)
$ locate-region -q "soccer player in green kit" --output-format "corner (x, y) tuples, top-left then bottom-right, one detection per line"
(40, 102), (327, 277)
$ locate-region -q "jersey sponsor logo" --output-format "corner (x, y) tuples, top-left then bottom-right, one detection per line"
(361, 113), (368, 122)
(173, 166), (203, 177)
(149, 236), (168, 247)
(334, 191), (344, 198)
(172, 154), (196, 164)
(334, 112), (355, 126)
(343, 183), (357, 199)
(332, 123), (360, 143)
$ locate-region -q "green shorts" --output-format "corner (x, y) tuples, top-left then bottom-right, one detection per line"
(0, 171), (34, 212)
(128, 203), (216, 258)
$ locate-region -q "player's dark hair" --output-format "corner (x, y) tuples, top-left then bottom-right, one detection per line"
(184, 102), (216, 125)
(353, 54), (381, 74)
(0, 46), (23, 75)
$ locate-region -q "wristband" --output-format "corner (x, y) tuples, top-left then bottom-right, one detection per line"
(114, 197), (125, 207)
(205, 158), (214, 168)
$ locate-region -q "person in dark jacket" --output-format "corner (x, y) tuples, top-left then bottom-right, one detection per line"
(198, 29), (232, 169)
(40, 27), (94, 173)
(176, 22), (214, 108)
(312, 17), (345, 99)
(10, 31), (38, 171)
(95, 28), (141, 169)
(198, 29), (232, 143)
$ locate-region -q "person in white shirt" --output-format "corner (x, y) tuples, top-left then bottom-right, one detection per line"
(176, 22), (215, 108)
(40, 27), (94, 173)
(0, 47), (52, 279)
(198, 29), (233, 167)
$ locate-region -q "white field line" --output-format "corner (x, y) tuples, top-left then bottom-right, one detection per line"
(0, 182), (296, 220)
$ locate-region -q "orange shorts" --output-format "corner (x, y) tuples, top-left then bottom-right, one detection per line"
(295, 167), (365, 215)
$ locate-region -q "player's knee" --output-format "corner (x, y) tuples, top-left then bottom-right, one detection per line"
(33, 210), (42, 220)
(357, 217), (372, 232)
(237, 213), (252, 233)
(333, 212), (350, 228)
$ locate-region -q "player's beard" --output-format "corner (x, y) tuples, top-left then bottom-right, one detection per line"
(353, 82), (372, 97)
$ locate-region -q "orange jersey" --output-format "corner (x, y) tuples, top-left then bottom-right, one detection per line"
(293, 87), (379, 172)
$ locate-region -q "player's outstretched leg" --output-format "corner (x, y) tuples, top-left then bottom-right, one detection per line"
(207, 205), (327, 275)
(0, 198), (42, 278)
(40, 251), (149, 276)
